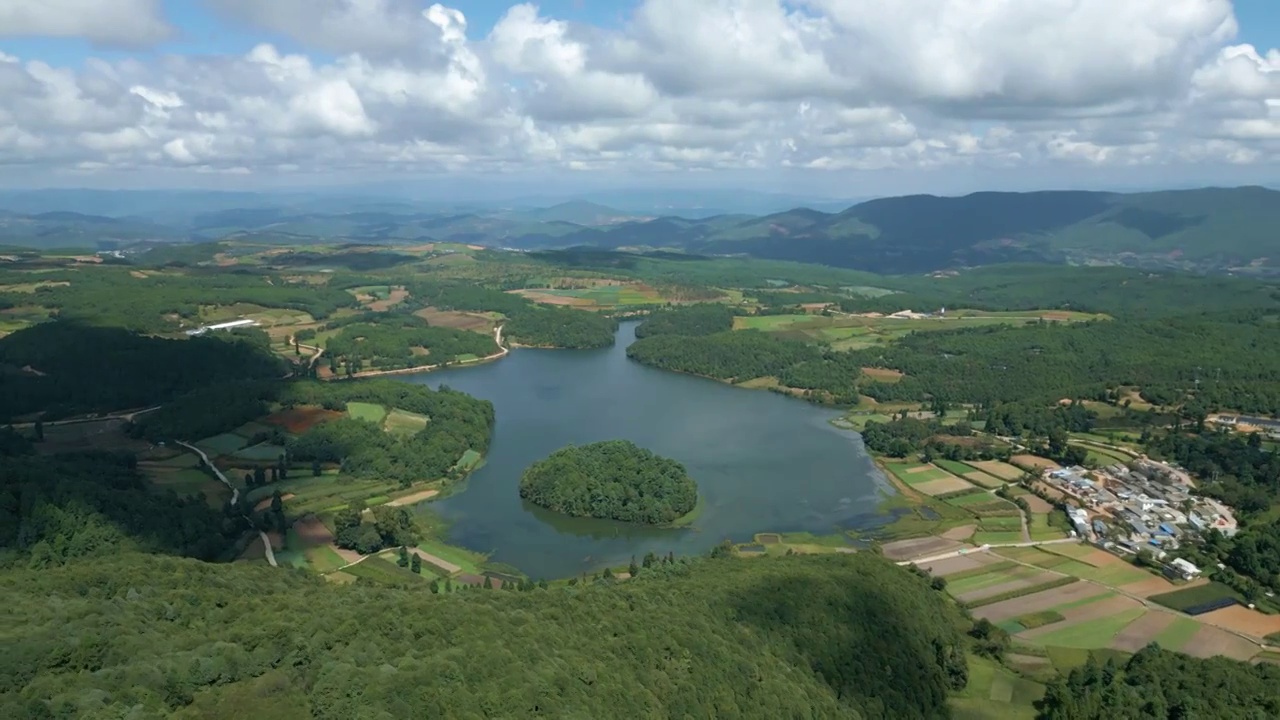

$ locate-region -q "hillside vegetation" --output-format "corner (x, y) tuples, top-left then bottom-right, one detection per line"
(519, 440), (698, 524)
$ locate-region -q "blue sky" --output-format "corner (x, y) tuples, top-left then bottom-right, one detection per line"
(1, 0), (640, 66)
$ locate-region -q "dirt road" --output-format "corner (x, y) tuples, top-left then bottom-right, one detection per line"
(177, 440), (277, 568)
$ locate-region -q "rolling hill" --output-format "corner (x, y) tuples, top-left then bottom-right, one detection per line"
(1, 186), (1276, 274)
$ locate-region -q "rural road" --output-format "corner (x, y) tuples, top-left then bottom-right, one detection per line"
(177, 440), (278, 568)
(10, 405), (161, 429)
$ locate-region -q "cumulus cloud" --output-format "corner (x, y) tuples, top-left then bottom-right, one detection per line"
(0, 0), (1277, 184)
(0, 0), (173, 47)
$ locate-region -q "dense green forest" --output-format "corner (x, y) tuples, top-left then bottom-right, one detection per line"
(861, 416), (1012, 462)
(519, 440), (698, 524)
(284, 380), (494, 485)
(850, 314), (1280, 413)
(322, 312), (497, 370)
(503, 305), (618, 349)
(0, 266), (357, 332)
(634, 303), (738, 338)
(0, 323), (284, 420)
(626, 329), (863, 404)
(0, 551), (971, 719)
(0, 443), (237, 568)
(1035, 645), (1280, 719)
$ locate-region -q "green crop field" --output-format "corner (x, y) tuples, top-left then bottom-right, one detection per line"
(1149, 582), (1245, 613)
(1029, 514), (1068, 541)
(973, 531), (1025, 545)
(384, 408), (430, 435)
(1031, 608), (1148, 649)
(947, 566), (1047, 595)
(196, 433), (248, 456)
(950, 654), (1042, 720)
(232, 443), (287, 461)
(1046, 559), (1150, 586)
(945, 490), (999, 507)
(347, 402), (388, 423)
(934, 459), (977, 475)
(415, 536), (486, 575)
(1153, 617), (1203, 651)
(305, 545), (348, 573)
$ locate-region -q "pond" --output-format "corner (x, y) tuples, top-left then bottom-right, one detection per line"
(404, 321), (889, 578)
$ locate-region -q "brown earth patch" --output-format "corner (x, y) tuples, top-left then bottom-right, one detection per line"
(1110, 612), (1177, 653)
(368, 287), (409, 312)
(386, 488), (439, 506)
(508, 289), (595, 307)
(1199, 604), (1280, 639)
(970, 460), (1026, 481)
(1022, 494), (1055, 513)
(861, 367), (905, 382)
(263, 406), (343, 434)
(1031, 481), (1066, 501)
(958, 573), (1061, 605)
(963, 471), (1006, 489)
(903, 465), (936, 474)
(1020, 596), (1143, 641)
(1181, 625), (1261, 661)
(975, 582), (1111, 623)
(1011, 455), (1062, 471)
(265, 531), (284, 551)
(914, 476), (978, 496)
(1076, 549), (1132, 568)
(1042, 311), (1073, 321)
(1118, 576), (1184, 598)
(238, 535), (266, 561)
(918, 552), (1003, 577)
(880, 536), (965, 561)
(414, 307), (494, 332)
(941, 524), (978, 541)
(253, 493), (296, 512)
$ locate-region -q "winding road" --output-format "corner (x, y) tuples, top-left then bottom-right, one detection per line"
(177, 440), (277, 567)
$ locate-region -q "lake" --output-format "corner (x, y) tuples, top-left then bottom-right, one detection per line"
(404, 321), (889, 579)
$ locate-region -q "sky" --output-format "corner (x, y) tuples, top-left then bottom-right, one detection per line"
(0, 0), (1278, 199)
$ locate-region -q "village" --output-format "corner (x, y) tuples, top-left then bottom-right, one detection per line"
(1038, 457), (1239, 581)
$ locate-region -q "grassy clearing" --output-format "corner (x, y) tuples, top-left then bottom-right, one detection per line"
(455, 449), (482, 471)
(1017, 610), (1066, 630)
(947, 566), (1048, 595)
(1032, 608), (1148, 648)
(305, 545), (348, 573)
(1028, 514), (1068, 541)
(196, 433), (248, 456)
(1153, 617), (1205, 652)
(950, 654), (1042, 720)
(384, 408), (430, 435)
(941, 561), (1019, 583)
(415, 536), (487, 575)
(344, 556), (427, 585)
(347, 402), (388, 423)
(934, 459), (978, 476)
(973, 531), (1026, 545)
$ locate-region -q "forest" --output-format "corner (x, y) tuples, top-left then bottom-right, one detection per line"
(0, 322), (285, 421)
(283, 380), (494, 486)
(0, 550), (971, 719)
(633, 303), (738, 338)
(626, 328), (863, 404)
(0, 265), (357, 332)
(0, 441), (237, 568)
(519, 440), (699, 524)
(849, 314), (1280, 413)
(321, 312), (497, 370)
(1035, 644), (1280, 719)
(503, 305), (618, 349)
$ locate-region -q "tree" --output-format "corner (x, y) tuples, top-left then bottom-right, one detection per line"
(483, 575), (493, 589)
(244, 472), (254, 488)
(410, 553), (422, 574)
(33, 420), (43, 442)
(643, 552), (657, 569)
(629, 556), (640, 577)
(397, 546), (409, 568)
(254, 466), (266, 486)
(270, 490), (283, 514)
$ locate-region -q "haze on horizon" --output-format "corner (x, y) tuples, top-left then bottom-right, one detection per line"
(1, 0), (1278, 200)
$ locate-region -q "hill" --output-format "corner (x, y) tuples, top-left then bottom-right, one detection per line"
(511, 186), (1280, 275)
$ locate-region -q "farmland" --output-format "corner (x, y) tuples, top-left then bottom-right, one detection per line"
(914, 539), (1280, 670)
(730, 309), (1105, 350)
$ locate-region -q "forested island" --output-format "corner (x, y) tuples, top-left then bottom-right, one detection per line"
(519, 440), (699, 524)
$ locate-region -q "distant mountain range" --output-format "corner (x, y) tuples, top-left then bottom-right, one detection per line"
(1, 186), (1277, 275)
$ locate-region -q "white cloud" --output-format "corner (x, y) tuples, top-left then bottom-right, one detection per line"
(0, 0), (172, 47)
(0, 0), (1276, 185)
